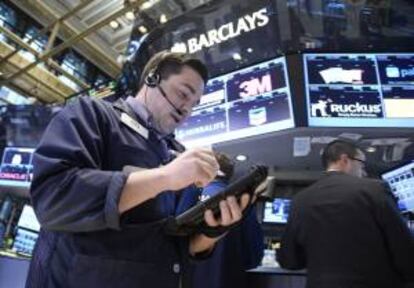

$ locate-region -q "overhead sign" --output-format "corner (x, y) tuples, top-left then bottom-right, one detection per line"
(171, 8), (270, 54)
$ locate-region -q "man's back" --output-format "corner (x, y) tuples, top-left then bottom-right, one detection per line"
(278, 172), (414, 288)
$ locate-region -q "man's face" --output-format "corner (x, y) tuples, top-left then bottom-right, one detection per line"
(346, 150), (367, 178)
(148, 66), (204, 135)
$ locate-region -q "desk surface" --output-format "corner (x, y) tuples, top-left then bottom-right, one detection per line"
(0, 254), (30, 288)
(248, 266), (307, 276)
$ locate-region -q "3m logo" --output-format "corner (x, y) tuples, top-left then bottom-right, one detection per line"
(239, 74), (272, 98)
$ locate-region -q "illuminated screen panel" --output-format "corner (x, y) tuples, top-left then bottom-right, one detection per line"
(16, 205), (40, 232)
(381, 161), (414, 213)
(0, 147), (35, 187)
(382, 86), (414, 118)
(262, 198), (291, 224)
(304, 53), (414, 127)
(377, 54), (414, 86)
(176, 57), (294, 147)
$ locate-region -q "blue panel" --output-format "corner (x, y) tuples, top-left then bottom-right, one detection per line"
(0, 147), (34, 188)
(262, 198), (291, 224)
(382, 161), (414, 213)
(175, 56), (294, 147)
(304, 53), (414, 127)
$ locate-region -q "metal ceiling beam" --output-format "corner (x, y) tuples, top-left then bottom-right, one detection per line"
(0, 0), (145, 86)
(45, 21), (61, 52)
(5, 81), (47, 104)
(0, 25), (90, 90)
(0, 0), (93, 67)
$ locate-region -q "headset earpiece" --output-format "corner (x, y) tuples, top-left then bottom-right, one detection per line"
(145, 70), (160, 88)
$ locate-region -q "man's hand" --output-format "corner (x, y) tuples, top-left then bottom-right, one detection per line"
(161, 148), (219, 191)
(189, 193), (251, 255)
(204, 194), (250, 227)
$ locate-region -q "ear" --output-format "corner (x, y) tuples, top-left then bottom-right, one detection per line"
(339, 153), (353, 173)
(339, 153), (349, 164)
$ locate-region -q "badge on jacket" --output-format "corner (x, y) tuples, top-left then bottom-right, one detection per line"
(120, 112), (149, 139)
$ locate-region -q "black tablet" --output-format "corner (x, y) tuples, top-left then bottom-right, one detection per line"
(166, 165), (268, 235)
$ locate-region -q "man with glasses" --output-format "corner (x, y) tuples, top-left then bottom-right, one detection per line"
(278, 140), (414, 288)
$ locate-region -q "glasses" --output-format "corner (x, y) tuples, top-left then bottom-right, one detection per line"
(349, 157), (366, 166)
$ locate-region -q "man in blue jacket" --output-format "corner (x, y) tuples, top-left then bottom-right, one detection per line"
(27, 51), (251, 288)
(190, 153), (264, 288)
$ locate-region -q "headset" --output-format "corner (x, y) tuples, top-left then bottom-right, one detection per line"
(144, 65), (184, 116)
(144, 70), (161, 88)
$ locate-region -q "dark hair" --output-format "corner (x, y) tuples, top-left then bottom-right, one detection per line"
(321, 140), (360, 169)
(215, 152), (234, 182)
(139, 51), (209, 87)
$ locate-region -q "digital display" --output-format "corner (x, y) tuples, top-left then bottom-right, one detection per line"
(377, 54), (414, 86)
(381, 162), (414, 213)
(262, 198), (291, 224)
(176, 57), (294, 147)
(382, 86), (414, 118)
(304, 53), (414, 127)
(16, 205), (40, 232)
(0, 147), (34, 187)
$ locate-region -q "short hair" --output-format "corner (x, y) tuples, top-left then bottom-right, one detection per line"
(215, 152), (234, 182)
(321, 140), (360, 169)
(139, 51), (209, 87)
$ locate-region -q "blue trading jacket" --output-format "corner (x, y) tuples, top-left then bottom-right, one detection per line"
(27, 97), (196, 288)
(178, 180), (264, 288)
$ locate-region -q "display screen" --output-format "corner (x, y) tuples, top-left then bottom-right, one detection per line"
(16, 204), (40, 232)
(304, 53), (414, 127)
(0, 147), (34, 187)
(262, 198), (291, 224)
(13, 205), (40, 255)
(381, 161), (414, 213)
(176, 57), (294, 147)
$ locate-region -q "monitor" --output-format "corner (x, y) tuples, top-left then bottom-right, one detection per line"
(12, 205), (40, 255)
(175, 57), (294, 147)
(381, 161), (414, 213)
(0, 147), (35, 187)
(16, 204), (40, 232)
(262, 198), (291, 224)
(304, 53), (414, 128)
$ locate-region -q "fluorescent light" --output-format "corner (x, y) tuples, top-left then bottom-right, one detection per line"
(138, 25), (148, 34)
(247, 48), (253, 53)
(125, 11), (135, 20)
(141, 0), (157, 10)
(232, 53), (242, 61)
(109, 20), (120, 29)
(236, 154), (248, 162)
(160, 14), (167, 24)
(366, 146), (377, 153)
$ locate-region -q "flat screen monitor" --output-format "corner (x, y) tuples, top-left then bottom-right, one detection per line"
(381, 161), (414, 213)
(16, 204), (40, 232)
(0, 147), (35, 187)
(304, 53), (414, 127)
(262, 198), (291, 224)
(175, 57), (294, 147)
(12, 204), (40, 255)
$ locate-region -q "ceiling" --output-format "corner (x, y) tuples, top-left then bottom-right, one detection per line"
(0, 0), (212, 103)
(9, 0), (213, 78)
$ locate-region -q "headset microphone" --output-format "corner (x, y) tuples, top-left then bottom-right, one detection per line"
(145, 71), (184, 116)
